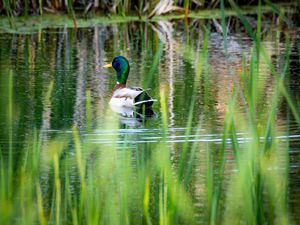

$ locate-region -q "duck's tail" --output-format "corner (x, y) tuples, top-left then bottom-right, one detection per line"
(134, 91), (157, 108)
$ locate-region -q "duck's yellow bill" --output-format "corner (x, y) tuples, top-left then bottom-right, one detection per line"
(103, 63), (112, 68)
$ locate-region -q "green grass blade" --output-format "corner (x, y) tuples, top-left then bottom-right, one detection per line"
(220, 0), (227, 54)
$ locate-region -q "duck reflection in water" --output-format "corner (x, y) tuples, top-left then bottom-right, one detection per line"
(109, 104), (157, 127)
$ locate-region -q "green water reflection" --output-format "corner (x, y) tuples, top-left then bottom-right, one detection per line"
(0, 18), (300, 223)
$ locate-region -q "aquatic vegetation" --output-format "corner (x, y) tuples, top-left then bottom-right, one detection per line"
(0, 0), (298, 19)
(0, 1), (299, 225)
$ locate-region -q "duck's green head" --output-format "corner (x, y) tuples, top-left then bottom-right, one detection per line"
(103, 56), (130, 84)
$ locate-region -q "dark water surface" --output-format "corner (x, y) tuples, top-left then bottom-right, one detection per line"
(0, 18), (300, 223)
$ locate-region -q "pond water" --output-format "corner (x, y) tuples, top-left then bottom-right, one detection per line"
(0, 16), (300, 223)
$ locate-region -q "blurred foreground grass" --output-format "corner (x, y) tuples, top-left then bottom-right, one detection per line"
(0, 2), (300, 225)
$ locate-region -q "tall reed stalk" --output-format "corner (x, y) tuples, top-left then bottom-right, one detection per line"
(184, 0), (190, 17)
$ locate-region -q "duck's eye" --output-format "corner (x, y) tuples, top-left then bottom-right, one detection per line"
(113, 62), (121, 71)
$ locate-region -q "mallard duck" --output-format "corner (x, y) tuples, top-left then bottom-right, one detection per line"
(103, 56), (156, 109)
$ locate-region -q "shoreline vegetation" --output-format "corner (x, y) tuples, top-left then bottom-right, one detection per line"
(0, 0), (299, 32)
(0, 0), (298, 33)
(0, 0), (298, 17)
(0, 0), (300, 225)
